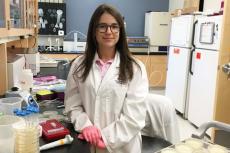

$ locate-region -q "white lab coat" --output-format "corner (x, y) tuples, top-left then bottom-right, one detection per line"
(64, 52), (149, 153)
(141, 93), (180, 144)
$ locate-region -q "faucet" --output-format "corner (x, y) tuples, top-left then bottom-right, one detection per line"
(56, 38), (60, 51)
(47, 37), (52, 51)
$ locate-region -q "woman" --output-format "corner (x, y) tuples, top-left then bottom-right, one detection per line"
(64, 4), (148, 153)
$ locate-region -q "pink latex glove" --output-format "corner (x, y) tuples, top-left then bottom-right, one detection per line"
(97, 138), (106, 149)
(77, 133), (85, 140)
(80, 126), (101, 145)
(78, 134), (106, 149)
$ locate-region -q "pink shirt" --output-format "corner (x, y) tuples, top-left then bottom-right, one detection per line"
(96, 58), (114, 79)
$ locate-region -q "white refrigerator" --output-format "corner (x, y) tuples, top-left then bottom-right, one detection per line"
(165, 15), (197, 117)
(188, 15), (223, 129)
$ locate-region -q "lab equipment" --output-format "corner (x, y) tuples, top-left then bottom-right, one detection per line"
(18, 90), (39, 108)
(42, 110), (58, 118)
(36, 89), (55, 100)
(7, 55), (25, 89)
(154, 121), (230, 153)
(127, 36), (149, 53)
(40, 134), (73, 151)
(40, 119), (70, 141)
(155, 138), (229, 153)
(144, 12), (171, 52)
(5, 87), (22, 97)
(0, 115), (25, 153)
(185, 138), (203, 150)
(63, 30), (87, 53)
(17, 52), (40, 76)
(19, 69), (33, 91)
(14, 124), (40, 153)
(161, 148), (177, 153)
(0, 97), (23, 115)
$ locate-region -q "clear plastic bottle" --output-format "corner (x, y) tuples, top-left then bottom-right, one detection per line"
(20, 69), (33, 91)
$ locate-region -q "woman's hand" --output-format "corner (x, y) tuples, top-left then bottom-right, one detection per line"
(97, 138), (106, 149)
(80, 126), (101, 145)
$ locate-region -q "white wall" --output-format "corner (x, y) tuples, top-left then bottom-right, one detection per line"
(168, 0), (184, 12)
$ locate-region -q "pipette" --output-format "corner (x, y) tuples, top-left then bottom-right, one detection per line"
(40, 135), (73, 151)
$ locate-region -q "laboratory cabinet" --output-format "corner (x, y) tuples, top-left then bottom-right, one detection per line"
(0, 0), (38, 95)
(135, 55), (167, 87)
(0, 0), (38, 38)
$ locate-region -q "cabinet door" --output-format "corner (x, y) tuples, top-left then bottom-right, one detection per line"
(0, 0), (6, 28)
(0, 0), (9, 37)
(0, 0), (37, 37)
(134, 55), (167, 87)
(149, 55), (167, 87)
(0, 44), (7, 95)
(9, 0), (36, 29)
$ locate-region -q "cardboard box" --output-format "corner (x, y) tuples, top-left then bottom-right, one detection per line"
(182, 7), (199, 14)
(184, 0), (200, 9)
(171, 2), (200, 17)
(171, 9), (183, 17)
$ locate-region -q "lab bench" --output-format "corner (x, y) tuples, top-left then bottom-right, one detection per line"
(38, 101), (171, 153)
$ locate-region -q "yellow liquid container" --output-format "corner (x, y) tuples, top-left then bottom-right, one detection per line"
(14, 125), (40, 153)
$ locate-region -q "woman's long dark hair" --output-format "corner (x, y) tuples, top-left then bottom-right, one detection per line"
(75, 4), (138, 84)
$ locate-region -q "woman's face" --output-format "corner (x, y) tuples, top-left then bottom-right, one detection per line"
(96, 12), (120, 50)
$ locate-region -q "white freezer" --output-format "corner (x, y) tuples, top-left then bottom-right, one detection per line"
(170, 15), (195, 48)
(144, 12), (171, 46)
(188, 49), (219, 131)
(165, 46), (191, 114)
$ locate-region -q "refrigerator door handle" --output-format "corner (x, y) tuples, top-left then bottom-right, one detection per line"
(192, 20), (198, 48)
(189, 48), (195, 75)
(189, 20), (198, 75)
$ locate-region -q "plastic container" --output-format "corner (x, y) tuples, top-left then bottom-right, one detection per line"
(175, 143), (194, 153)
(14, 125), (40, 153)
(20, 69), (33, 91)
(0, 97), (23, 115)
(185, 138), (203, 150)
(0, 115), (25, 153)
(161, 148), (177, 153)
(193, 148), (210, 153)
(208, 144), (228, 153)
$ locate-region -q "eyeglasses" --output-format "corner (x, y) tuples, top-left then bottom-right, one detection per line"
(96, 23), (120, 33)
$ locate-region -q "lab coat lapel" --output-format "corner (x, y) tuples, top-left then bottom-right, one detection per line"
(98, 52), (120, 92)
(91, 53), (102, 94)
